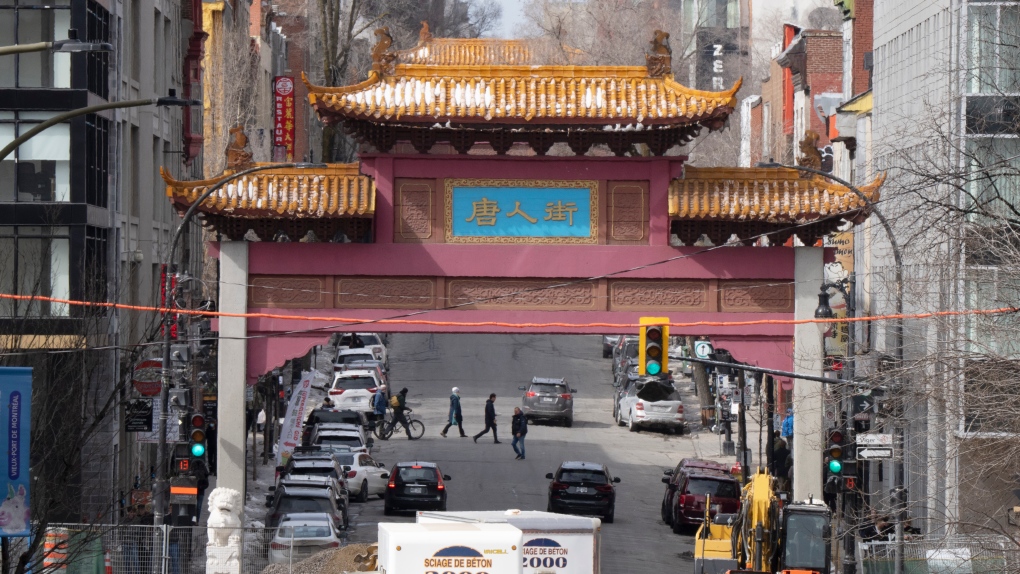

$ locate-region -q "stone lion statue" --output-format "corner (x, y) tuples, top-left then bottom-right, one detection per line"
(206, 487), (243, 547)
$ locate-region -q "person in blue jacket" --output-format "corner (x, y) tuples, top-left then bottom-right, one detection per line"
(440, 387), (466, 437)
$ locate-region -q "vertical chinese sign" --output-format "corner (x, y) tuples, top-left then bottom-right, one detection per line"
(0, 368), (31, 537)
(274, 76), (296, 161)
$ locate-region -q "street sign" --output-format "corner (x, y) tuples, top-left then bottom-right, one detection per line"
(132, 359), (162, 396)
(857, 447), (893, 459)
(694, 340), (713, 359)
(857, 433), (892, 446)
(124, 399), (154, 432)
(852, 394), (876, 421)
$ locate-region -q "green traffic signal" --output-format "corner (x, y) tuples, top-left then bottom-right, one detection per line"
(828, 459), (843, 474)
(191, 442), (206, 457)
(646, 361), (661, 375)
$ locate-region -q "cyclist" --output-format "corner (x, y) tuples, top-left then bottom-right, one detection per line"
(383, 387), (415, 440)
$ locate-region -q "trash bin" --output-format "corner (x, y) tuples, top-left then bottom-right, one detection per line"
(701, 406), (716, 427)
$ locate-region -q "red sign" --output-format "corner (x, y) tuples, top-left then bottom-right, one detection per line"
(274, 76), (295, 161)
(132, 359), (162, 396)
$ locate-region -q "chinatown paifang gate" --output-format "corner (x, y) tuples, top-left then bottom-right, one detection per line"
(163, 29), (882, 512)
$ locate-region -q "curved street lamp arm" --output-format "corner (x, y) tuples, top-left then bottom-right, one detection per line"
(0, 98), (159, 162)
(0, 42), (54, 56)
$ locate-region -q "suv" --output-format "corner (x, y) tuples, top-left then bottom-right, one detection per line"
(617, 379), (685, 434)
(660, 462), (740, 533)
(611, 337), (638, 373)
(335, 333), (388, 367)
(334, 348), (383, 374)
(264, 485), (346, 531)
(303, 409), (371, 445)
(271, 475), (349, 528)
(602, 335), (622, 358)
(275, 457), (348, 490)
(383, 461), (451, 515)
(311, 429), (371, 453)
(328, 370), (382, 412)
(519, 377), (576, 427)
(546, 461), (621, 523)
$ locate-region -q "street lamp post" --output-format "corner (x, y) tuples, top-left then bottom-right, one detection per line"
(0, 28), (114, 56)
(154, 162), (326, 528)
(758, 161), (905, 574)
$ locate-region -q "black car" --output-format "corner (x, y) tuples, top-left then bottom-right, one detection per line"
(546, 461), (621, 523)
(383, 461), (451, 515)
(265, 485), (346, 531)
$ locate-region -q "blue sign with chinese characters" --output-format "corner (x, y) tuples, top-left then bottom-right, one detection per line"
(0, 368), (30, 537)
(449, 183), (596, 242)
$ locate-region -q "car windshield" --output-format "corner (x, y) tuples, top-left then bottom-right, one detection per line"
(530, 383), (566, 394)
(686, 478), (739, 498)
(339, 353), (375, 364)
(311, 412), (361, 425)
(624, 342), (638, 358)
(359, 335), (381, 345)
(558, 470), (609, 484)
(277, 497), (332, 515)
(334, 455), (355, 465)
(784, 513), (828, 570)
(318, 436), (362, 448)
(333, 376), (375, 389)
(278, 524), (332, 539)
(396, 467), (439, 484)
(291, 466), (335, 477)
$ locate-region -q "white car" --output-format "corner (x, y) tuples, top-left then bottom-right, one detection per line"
(309, 422), (368, 445)
(312, 428), (371, 454)
(333, 451), (389, 502)
(328, 370), (382, 412)
(333, 348), (382, 374)
(268, 513), (343, 564)
(335, 333), (388, 367)
(616, 380), (686, 434)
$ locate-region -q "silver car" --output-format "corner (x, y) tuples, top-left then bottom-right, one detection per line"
(519, 377), (576, 427)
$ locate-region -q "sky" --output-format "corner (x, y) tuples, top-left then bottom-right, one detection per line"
(495, 0), (527, 38)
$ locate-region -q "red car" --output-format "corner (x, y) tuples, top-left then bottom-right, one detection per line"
(661, 459), (740, 534)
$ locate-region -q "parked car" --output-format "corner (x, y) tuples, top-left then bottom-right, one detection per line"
(271, 474), (349, 528)
(611, 336), (638, 372)
(383, 461), (451, 515)
(611, 369), (641, 420)
(613, 357), (639, 383)
(268, 513), (344, 564)
(546, 461), (620, 523)
(335, 451), (389, 502)
(328, 370), (382, 412)
(602, 335), (622, 358)
(303, 409), (371, 445)
(519, 377), (575, 427)
(265, 484), (346, 531)
(312, 429), (371, 453)
(336, 332), (389, 367)
(341, 359), (389, 379)
(660, 465), (740, 533)
(616, 379), (685, 434)
(275, 457), (349, 492)
(309, 422), (368, 445)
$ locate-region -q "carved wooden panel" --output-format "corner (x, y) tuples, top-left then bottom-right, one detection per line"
(447, 279), (598, 310)
(608, 280), (708, 311)
(250, 276), (327, 308)
(608, 181), (648, 244)
(718, 281), (795, 312)
(336, 277), (436, 309)
(394, 179), (437, 243)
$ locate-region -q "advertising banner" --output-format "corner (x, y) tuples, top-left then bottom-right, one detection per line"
(0, 368), (31, 537)
(277, 371), (313, 466)
(124, 399), (154, 432)
(273, 76), (296, 161)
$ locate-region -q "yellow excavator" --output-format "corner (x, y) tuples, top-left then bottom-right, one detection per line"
(693, 469), (831, 574)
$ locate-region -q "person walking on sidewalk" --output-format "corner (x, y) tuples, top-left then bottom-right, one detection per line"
(441, 387), (466, 437)
(383, 388), (414, 440)
(473, 393), (500, 443)
(511, 407), (528, 460)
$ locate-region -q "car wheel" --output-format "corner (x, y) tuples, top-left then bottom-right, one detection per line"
(616, 409), (624, 427)
(675, 425), (684, 437)
(439, 502), (448, 512)
(357, 480), (369, 503)
(377, 493), (386, 499)
(384, 505), (394, 516)
(564, 418), (573, 428)
(671, 508), (685, 534)
(603, 348), (611, 358)
(660, 498), (671, 524)
(546, 501), (555, 513)
(628, 413), (639, 433)
(603, 506), (615, 524)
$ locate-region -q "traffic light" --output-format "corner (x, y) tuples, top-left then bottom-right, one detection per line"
(638, 317), (670, 376)
(188, 412), (207, 458)
(825, 428), (845, 474)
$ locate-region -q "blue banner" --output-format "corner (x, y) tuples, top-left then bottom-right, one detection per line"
(0, 368), (30, 537)
(450, 185), (594, 240)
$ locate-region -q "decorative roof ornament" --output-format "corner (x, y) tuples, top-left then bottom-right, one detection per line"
(371, 27), (396, 74)
(645, 30), (672, 78)
(225, 125), (254, 171)
(418, 21), (433, 44)
(798, 131), (824, 176)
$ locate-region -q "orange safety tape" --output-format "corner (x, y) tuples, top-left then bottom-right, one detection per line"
(0, 292), (1016, 329)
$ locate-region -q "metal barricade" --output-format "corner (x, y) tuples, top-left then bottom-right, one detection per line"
(861, 535), (1020, 574)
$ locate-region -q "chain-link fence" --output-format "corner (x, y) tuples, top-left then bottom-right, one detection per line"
(861, 535), (1020, 574)
(7, 524), (345, 574)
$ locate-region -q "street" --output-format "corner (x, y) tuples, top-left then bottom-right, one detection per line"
(336, 333), (736, 572)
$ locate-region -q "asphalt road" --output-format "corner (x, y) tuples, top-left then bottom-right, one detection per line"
(338, 333), (737, 572)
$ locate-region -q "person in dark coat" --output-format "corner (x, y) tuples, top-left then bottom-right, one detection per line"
(473, 393), (500, 443)
(511, 407), (528, 460)
(383, 388), (414, 440)
(440, 387), (466, 437)
(772, 438), (790, 478)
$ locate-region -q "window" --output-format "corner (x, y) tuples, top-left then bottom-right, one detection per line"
(85, 113), (110, 207)
(0, 0), (72, 88)
(0, 226), (71, 317)
(0, 112), (70, 202)
(967, 3), (1020, 94)
(685, 478), (739, 498)
(965, 137), (1020, 219)
(85, 0), (110, 98)
(84, 226), (107, 302)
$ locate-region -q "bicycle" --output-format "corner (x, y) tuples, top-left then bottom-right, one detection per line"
(374, 408), (425, 440)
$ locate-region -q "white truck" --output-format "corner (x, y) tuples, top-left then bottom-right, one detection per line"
(378, 522), (522, 574)
(416, 510), (601, 574)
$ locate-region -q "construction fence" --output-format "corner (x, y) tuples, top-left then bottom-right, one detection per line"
(861, 535), (1020, 574)
(6, 523), (345, 574)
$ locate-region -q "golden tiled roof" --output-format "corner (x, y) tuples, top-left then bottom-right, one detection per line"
(669, 167), (883, 223)
(308, 68), (740, 125)
(161, 163), (375, 218)
(394, 37), (534, 66)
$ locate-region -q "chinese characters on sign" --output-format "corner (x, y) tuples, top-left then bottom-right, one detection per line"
(449, 184), (595, 242)
(273, 76), (296, 161)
